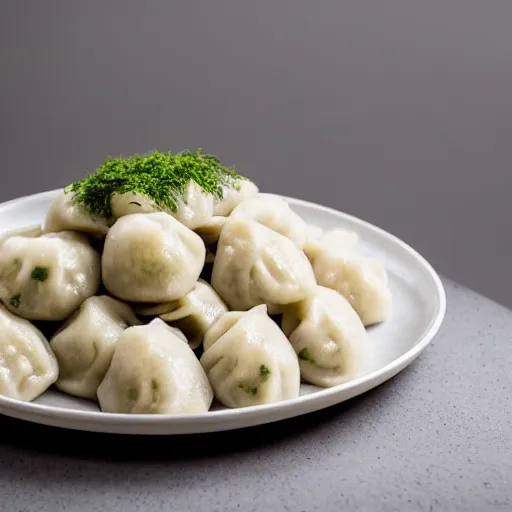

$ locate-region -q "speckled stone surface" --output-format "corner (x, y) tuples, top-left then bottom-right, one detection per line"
(0, 278), (510, 511)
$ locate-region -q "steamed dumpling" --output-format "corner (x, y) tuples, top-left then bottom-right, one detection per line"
(213, 179), (259, 216)
(110, 191), (159, 217)
(43, 190), (110, 236)
(194, 216), (227, 245)
(0, 224), (42, 246)
(50, 295), (142, 399)
(313, 250), (391, 326)
(101, 212), (206, 303)
(304, 228), (359, 264)
(97, 319), (213, 414)
(111, 181), (214, 229)
(211, 218), (317, 312)
(230, 193), (308, 249)
(200, 304), (300, 408)
(0, 304), (58, 401)
(281, 286), (371, 387)
(170, 181), (214, 229)
(136, 279), (228, 349)
(0, 231), (101, 321)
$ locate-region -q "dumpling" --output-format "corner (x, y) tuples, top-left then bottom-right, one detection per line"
(170, 181), (214, 229)
(110, 191), (159, 217)
(43, 190), (110, 236)
(281, 286), (371, 387)
(0, 224), (42, 246)
(200, 304), (300, 408)
(211, 218), (317, 313)
(0, 304), (58, 401)
(101, 212), (206, 303)
(97, 319), (213, 414)
(111, 181), (214, 230)
(0, 231), (101, 321)
(305, 223), (324, 242)
(50, 295), (142, 399)
(304, 228), (359, 264)
(312, 250), (391, 326)
(136, 279), (229, 349)
(320, 228), (360, 250)
(230, 193), (308, 249)
(194, 216), (227, 245)
(213, 179), (259, 216)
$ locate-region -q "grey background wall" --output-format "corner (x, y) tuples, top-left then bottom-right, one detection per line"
(1, 1), (511, 307)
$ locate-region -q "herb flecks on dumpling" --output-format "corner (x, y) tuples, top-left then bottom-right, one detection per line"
(230, 193), (308, 249)
(64, 149), (254, 229)
(0, 304), (58, 402)
(0, 231), (101, 321)
(43, 190), (111, 236)
(200, 304), (300, 408)
(282, 286), (371, 387)
(136, 279), (228, 349)
(102, 212), (206, 303)
(50, 295), (142, 400)
(213, 179), (259, 217)
(97, 319), (213, 414)
(112, 181), (214, 230)
(211, 217), (317, 312)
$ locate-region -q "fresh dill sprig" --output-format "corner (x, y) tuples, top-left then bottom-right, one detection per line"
(65, 149), (248, 219)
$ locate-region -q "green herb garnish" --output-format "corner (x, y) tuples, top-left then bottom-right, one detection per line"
(30, 266), (49, 282)
(9, 293), (21, 308)
(239, 384), (258, 395)
(259, 364), (271, 381)
(66, 149), (248, 219)
(239, 365), (272, 395)
(298, 348), (316, 365)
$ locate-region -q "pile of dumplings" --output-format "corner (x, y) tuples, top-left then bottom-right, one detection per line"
(0, 180), (392, 415)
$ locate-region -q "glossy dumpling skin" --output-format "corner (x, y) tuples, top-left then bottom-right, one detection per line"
(194, 216), (227, 246)
(213, 179), (259, 217)
(97, 319), (213, 414)
(0, 231), (101, 321)
(230, 193), (308, 249)
(211, 218), (317, 313)
(137, 279), (229, 349)
(0, 304), (58, 401)
(0, 224), (42, 246)
(281, 286), (371, 387)
(304, 228), (359, 264)
(102, 212), (206, 303)
(50, 295), (142, 399)
(312, 249), (391, 326)
(111, 181), (214, 230)
(43, 190), (110, 236)
(200, 304), (300, 408)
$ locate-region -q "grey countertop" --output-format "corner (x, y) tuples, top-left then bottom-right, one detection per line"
(0, 277), (510, 511)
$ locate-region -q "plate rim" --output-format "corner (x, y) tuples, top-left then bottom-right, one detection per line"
(0, 188), (447, 433)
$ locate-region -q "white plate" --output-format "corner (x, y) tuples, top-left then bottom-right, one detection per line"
(0, 190), (446, 435)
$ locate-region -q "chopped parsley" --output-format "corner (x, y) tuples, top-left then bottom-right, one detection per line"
(259, 364), (271, 381)
(239, 365), (272, 395)
(65, 148), (249, 219)
(298, 348), (316, 365)
(239, 384), (258, 395)
(9, 293), (21, 308)
(30, 266), (49, 282)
